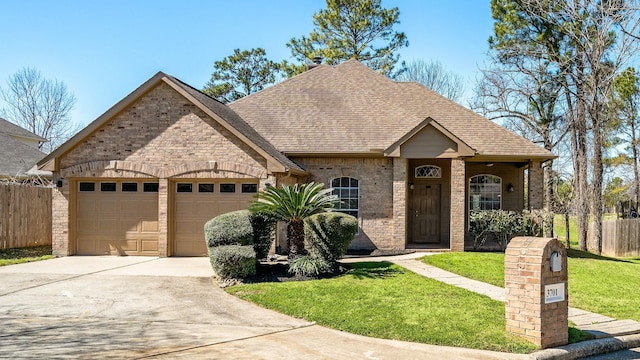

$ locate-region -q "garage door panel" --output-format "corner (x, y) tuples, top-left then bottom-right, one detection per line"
(217, 199), (251, 213)
(195, 201), (215, 214)
(141, 220), (158, 232)
(99, 199), (118, 213)
(173, 181), (256, 256)
(76, 180), (159, 256)
(76, 218), (97, 235)
(98, 219), (119, 234)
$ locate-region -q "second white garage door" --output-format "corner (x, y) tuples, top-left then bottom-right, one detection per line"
(173, 181), (258, 256)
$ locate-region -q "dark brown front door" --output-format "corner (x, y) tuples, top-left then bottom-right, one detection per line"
(410, 183), (441, 243)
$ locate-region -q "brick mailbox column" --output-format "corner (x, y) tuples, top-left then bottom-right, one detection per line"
(505, 237), (568, 348)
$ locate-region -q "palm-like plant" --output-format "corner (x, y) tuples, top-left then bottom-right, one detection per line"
(249, 182), (339, 257)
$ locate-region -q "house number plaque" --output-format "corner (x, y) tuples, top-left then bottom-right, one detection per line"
(544, 283), (565, 304)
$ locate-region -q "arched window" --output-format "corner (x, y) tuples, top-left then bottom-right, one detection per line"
(469, 175), (502, 211)
(415, 165), (442, 179)
(331, 177), (359, 218)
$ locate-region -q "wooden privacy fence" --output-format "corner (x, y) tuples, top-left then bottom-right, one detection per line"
(0, 184), (52, 249)
(599, 219), (640, 257)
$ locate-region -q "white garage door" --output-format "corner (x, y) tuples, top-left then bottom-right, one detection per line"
(173, 181), (258, 256)
(76, 180), (159, 255)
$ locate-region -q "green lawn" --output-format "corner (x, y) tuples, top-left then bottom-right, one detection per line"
(0, 245), (53, 266)
(422, 250), (640, 321)
(553, 213), (618, 249)
(553, 214), (579, 248)
(229, 262), (539, 353)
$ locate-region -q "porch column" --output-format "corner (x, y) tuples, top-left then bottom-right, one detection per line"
(450, 158), (466, 252)
(528, 160), (544, 210)
(158, 178), (169, 257)
(392, 158), (407, 249)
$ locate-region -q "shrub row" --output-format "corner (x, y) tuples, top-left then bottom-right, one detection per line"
(204, 210), (357, 279)
(469, 209), (554, 250)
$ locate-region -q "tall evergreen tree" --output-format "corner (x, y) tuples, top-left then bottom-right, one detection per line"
(286, 0), (408, 77)
(203, 48), (283, 104)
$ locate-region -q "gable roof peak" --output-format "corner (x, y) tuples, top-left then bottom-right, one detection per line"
(38, 71), (304, 174)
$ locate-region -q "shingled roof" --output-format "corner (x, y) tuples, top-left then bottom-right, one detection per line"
(229, 59), (554, 160)
(0, 118), (47, 177)
(0, 117), (47, 143)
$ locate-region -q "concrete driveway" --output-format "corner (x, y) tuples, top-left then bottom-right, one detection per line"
(0, 257), (524, 359)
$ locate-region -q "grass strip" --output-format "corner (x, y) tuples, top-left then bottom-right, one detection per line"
(0, 245), (53, 266)
(422, 250), (640, 321)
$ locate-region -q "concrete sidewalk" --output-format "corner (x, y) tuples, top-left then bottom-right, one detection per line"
(342, 253), (640, 359)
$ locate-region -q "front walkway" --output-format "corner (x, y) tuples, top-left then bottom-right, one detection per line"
(341, 253), (640, 339)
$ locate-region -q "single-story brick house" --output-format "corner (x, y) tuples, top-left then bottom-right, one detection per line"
(38, 60), (554, 257)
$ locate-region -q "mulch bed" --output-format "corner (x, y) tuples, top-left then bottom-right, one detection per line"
(241, 261), (351, 283)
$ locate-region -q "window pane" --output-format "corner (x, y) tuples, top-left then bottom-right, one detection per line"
(198, 183), (214, 193)
(177, 183), (192, 193)
(101, 182), (116, 192)
(469, 175), (502, 213)
(241, 184), (258, 193)
(350, 178), (359, 187)
(348, 199), (359, 209)
(79, 182), (95, 192)
(331, 178), (340, 187)
(143, 183), (159, 192)
(220, 184), (236, 193)
(340, 189), (348, 198)
(122, 183), (138, 192)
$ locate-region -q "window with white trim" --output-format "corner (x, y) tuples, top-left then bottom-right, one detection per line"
(469, 175), (502, 211)
(415, 165), (441, 179)
(331, 177), (359, 219)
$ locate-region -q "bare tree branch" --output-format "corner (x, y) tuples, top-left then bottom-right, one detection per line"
(1, 67), (78, 153)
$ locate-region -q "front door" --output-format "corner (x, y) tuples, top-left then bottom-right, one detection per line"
(410, 183), (441, 243)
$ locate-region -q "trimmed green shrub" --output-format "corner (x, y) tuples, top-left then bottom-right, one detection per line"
(304, 212), (358, 263)
(204, 210), (253, 248)
(249, 211), (277, 260)
(469, 210), (555, 250)
(288, 255), (332, 278)
(209, 245), (256, 279)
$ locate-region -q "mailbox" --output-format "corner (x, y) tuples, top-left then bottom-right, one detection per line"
(505, 237), (568, 348)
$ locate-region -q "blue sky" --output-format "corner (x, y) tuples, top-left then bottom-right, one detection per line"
(0, 1), (494, 126)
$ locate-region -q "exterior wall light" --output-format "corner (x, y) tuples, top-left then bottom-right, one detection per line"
(507, 183), (515, 192)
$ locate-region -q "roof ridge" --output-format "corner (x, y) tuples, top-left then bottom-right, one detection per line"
(0, 117), (47, 141)
(231, 63), (333, 106)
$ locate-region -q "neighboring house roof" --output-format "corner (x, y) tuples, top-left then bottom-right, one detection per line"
(38, 72), (305, 174)
(0, 117), (47, 142)
(229, 59), (555, 160)
(0, 133), (47, 178)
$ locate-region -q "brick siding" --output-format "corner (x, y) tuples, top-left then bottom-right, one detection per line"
(52, 82), (269, 256)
